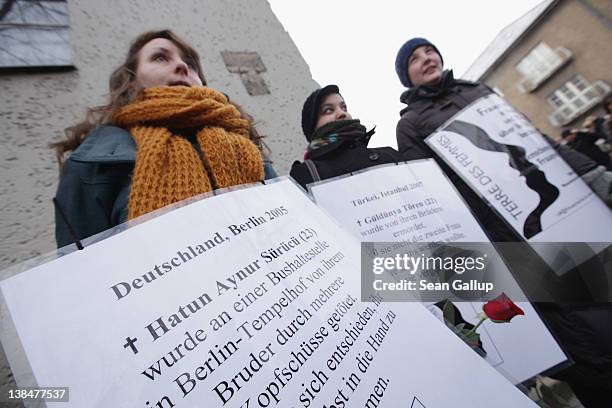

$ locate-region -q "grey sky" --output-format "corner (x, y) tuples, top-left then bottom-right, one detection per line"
(268, 0), (543, 147)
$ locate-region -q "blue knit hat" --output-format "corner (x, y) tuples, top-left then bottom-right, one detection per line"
(395, 38), (443, 88)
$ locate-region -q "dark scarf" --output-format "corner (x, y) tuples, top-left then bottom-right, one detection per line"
(304, 119), (374, 159)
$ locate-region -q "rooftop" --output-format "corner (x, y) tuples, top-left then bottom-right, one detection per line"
(461, 0), (557, 81)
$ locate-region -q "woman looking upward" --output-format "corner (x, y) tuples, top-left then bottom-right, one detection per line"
(52, 30), (272, 248)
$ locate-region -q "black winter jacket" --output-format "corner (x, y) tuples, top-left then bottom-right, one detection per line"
(397, 71), (612, 403)
(396, 70), (597, 241)
(397, 71), (493, 153)
(397, 71), (519, 241)
(290, 140), (408, 190)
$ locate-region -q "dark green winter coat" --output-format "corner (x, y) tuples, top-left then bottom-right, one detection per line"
(54, 126), (277, 248)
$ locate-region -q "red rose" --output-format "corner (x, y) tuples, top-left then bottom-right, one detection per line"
(483, 293), (524, 322)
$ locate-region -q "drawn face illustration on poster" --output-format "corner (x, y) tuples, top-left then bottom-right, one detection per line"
(441, 120), (559, 239)
(426, 94), (611, 244)
(426, 95), (611, 277)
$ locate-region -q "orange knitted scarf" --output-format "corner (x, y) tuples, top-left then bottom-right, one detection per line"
(113, 86), (264, 220)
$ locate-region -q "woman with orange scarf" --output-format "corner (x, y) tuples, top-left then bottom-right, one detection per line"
(52, 30), (272, 248)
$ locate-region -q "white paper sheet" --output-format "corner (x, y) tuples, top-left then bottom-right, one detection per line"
(0, 178), (535, 407)
(309, 162), (567, 383)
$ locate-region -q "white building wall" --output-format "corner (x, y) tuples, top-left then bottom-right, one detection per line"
(0, 0), (317, 271)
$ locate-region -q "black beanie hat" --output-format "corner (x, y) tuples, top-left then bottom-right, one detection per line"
(301, 84), (340, 141)
(395, 37), (443, 87)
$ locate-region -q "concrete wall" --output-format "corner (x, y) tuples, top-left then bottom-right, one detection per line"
(481, 0), (612, 138)
(0, 0), (317, 271)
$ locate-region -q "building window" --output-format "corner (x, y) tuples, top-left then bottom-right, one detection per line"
(0, 0), (73, 69)
(516, 42), (572, 93)
(570, 75), (588, 91)
(548, 94), (564, 109)
(547, 75), (610, 126)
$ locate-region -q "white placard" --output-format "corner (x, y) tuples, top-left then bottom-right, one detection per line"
(425, 94), (611, 270)
(309, 161), (567, 383)
(0, 178), (535, 407)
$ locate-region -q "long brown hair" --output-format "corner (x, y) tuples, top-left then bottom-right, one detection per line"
(51, 29), (268, 165)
